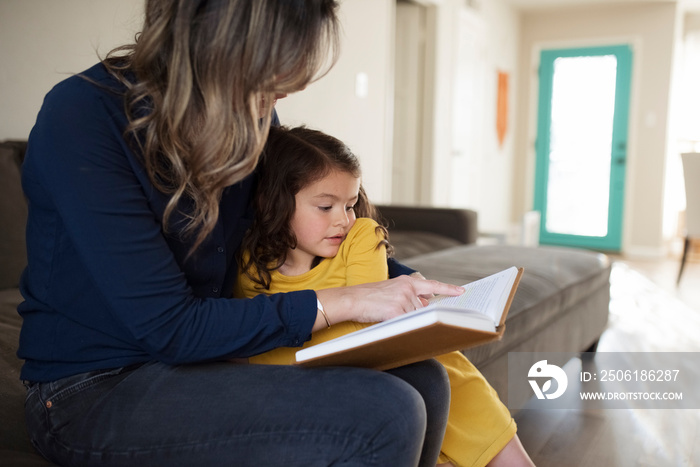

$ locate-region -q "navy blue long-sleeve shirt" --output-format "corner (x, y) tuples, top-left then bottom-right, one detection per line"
(18, 63), (413, 383)
(17, 64), (320, 382)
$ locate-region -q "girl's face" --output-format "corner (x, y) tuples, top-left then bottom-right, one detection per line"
(287, 169), (361, 271)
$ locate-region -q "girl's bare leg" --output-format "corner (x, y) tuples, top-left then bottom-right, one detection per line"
(435, 434), (535, 467)
(487, 435), (535, 467)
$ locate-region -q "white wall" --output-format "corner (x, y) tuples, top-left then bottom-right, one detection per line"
(413, 0), (521, 234)
(0, 0), (399, 203)
(0, 0), (522, 233)
(0, 0), (685, 255)
(276, 0), (396, 203)
(0, 0), (145, 140)
(479, 1), (520, 235)
(278, 0), (521, 230)
(390, 0), (519, 235)
(514, 2), (679, 257)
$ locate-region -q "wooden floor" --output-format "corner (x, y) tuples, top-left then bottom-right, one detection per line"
(513, 254), (700, 467)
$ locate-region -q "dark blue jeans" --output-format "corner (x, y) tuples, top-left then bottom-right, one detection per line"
(25, 359), (450, 466)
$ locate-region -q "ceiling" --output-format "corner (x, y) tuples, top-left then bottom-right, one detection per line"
(502, 0), (696, 11)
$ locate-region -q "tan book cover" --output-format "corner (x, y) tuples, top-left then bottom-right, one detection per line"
(295, 267), (524, 371)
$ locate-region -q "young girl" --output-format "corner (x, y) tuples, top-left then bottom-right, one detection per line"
(235, 126), (535, 467)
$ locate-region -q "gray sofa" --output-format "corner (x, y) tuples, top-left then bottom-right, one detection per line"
(0, 140), (611, 465)
(376, 204), (611, 402)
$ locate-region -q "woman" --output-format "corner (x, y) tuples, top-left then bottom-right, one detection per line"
(18, 1), (463, 466)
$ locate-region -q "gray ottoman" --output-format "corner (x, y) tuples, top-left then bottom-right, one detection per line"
(402, 244), (611, 406)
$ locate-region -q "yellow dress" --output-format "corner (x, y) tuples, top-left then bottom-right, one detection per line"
(234, 217), (516, 467)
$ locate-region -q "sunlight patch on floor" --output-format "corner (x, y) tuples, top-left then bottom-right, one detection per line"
(600, 262), (700, 352)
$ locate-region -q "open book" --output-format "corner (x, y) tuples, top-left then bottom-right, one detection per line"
(296, 266), (524, 371)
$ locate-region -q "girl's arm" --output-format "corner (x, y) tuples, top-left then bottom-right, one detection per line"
(343, 219), (390, 286)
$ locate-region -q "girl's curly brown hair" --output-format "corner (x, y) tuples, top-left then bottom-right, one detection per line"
(241, 125), (392, 289)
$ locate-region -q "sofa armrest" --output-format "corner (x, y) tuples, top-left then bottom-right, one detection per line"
(374, 204), (478, 245)
(0, 141), (27, 165)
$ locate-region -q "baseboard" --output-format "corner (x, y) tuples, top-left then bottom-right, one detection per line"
(622, 245), (667, 259)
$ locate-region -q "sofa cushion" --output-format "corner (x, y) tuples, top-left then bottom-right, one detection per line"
(0, 290), (28, 448)
(403, 244), (611, 366)
(0, 145), (28, 289)
(1, 289), (56, 466)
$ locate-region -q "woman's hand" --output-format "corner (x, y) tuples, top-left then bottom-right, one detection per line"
(410, 271), (437, 301)
(314, 276), (464, 331)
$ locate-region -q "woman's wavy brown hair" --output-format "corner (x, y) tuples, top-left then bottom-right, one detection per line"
(102, 0), (340, 254)
(241, 125), (392, 289)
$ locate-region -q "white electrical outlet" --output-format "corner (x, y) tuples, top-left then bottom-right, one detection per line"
(355, 72), (369, 98)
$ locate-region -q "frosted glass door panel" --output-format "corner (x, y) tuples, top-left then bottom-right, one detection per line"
(545, 55), (617, 237)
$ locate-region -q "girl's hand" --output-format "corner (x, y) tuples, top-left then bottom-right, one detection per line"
(314, 277), (464, 330)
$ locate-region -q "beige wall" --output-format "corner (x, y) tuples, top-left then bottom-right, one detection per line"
(0, 0), (144, 140)
(514, 2), (679, 256)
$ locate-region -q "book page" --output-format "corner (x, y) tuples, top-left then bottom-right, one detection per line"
(427, 267), (517, 324)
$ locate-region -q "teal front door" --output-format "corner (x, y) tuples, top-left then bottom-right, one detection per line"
(533, 45), (632, 251)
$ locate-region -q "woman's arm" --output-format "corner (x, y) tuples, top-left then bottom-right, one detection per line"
(315, 277), (461, 330)
(20, 71), (316, 368)
(388, 257), (416, 278)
